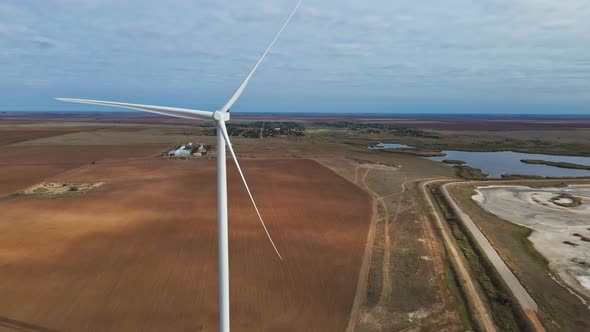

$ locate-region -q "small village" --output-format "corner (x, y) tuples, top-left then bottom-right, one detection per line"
(207, 121), (305, 138)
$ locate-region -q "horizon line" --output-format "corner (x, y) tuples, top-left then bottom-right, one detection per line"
(2, 110), (590, 117)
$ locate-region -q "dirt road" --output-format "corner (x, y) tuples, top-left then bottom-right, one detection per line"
(441, 183), (546, 332)
(347, 162), (464, 331)
(420, 179), (497, 332)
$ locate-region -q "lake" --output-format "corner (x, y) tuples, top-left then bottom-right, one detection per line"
(426, 151), (590, 178)
(369, 142), (413, 149)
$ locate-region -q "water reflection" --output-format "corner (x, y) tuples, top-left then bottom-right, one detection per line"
(427, 151), (590, 178)
(368, 142), (413, 150)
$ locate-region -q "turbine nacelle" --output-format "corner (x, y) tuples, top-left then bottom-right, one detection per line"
(214, 111), (230, 122)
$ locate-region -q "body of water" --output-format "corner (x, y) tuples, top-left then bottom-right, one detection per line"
(369, 142), (413, 149)
(426, 151), (590, 178)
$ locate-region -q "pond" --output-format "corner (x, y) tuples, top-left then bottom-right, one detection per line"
(426, 150), (590, 178)
(369, 142), (414, 149)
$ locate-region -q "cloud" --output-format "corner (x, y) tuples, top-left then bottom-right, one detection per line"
(30, 36), (56, 49)
(1, 0), (589, 113)
(0, 2), (29, 18)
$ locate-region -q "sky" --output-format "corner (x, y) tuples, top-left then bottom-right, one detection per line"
(1, 0), (589, 114)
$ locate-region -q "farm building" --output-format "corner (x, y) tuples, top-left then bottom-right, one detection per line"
(167, 143), (208, 158)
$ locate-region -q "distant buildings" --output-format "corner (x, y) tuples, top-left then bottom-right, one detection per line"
(166, 143), (209, 158)
(168, 149), (191, 157)
(206, 121), (305, 138)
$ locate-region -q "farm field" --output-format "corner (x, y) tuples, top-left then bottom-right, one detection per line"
(0, 158), (371, 332)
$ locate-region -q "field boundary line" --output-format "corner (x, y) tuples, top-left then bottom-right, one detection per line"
(345, 168), (379, 332)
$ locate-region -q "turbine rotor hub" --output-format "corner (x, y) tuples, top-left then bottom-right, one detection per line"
(213, 111), (229, 121)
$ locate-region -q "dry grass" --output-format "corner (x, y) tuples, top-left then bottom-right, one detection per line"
(0, 128), (83, 146)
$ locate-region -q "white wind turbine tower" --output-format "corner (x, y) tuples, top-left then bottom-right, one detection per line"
(56, 1), (302, 331)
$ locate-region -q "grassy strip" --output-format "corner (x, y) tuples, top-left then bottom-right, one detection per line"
(431, 184), (522, 331)
(510, 223), (550, 266)
(442, 159), (465, 165)
(416, 192), (474, 331)
(521, 159), (590, 170)
(364, 216), (384, 308)
(445, 261), (475, 331)
(453, 165), (488, 180)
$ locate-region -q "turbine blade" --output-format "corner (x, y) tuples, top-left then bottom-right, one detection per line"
(217, 121), (283, 260)
(56, 98), (214, 121)
(219, 0), (302, 113)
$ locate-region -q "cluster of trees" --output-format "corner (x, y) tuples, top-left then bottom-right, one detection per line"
(317, 122), (432, 137)
(208, 122), (305, 138)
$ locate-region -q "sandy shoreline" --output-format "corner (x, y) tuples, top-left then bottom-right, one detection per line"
(473, 185), (590, 301)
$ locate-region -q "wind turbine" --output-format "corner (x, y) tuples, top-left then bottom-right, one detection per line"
(56, 1), (302, 331)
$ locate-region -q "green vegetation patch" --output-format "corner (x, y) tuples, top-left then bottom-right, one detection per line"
(209, 121), (305, 138)
(453, 165), (488, 180)
(549, 193), (583, 207)
(316, 122), (434, 137)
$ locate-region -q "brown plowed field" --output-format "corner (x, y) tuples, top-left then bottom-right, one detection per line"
(0, 129), (82, 146)
(0, 145), (168, 165)
(0, 164), (76, 197)
(0, 159), (371, 332)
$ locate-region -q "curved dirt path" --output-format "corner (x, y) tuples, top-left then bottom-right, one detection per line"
(347, 166), (452, 331)
(420, 179), (498, 332)
(375, 175), (446, 306)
